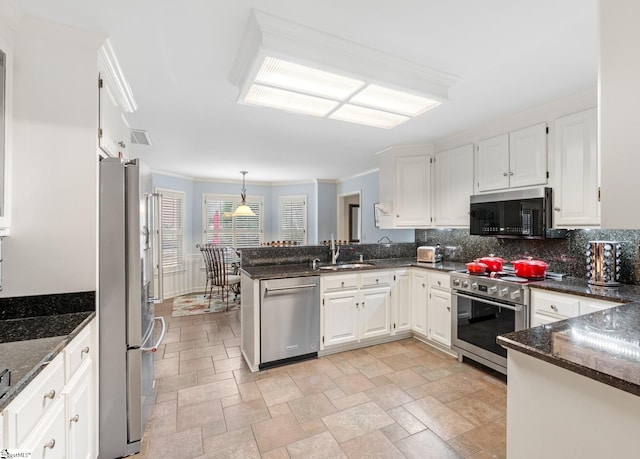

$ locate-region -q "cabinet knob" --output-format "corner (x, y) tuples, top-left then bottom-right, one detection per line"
(509, 172), (514, 176)
(550, 304), (558, 311)
(70, 414), (80, 423)
(503, 172), (509, 177)
(44, 389), (56, 399)
(376, 279), (379, 283)
(437, 281), (441, 286)
(44, 439), (56, 449)
(396, 214), (400, 218)
(362, 302), (365, 307)
(554, 207), (561, 212)
(447, 306), (451, 311)
(81, 346), (90, 356)
(341, 282), (344, 287)
(422, 283), (425, 287)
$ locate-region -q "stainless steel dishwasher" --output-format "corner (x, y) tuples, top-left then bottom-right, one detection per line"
(260, 276), (320, 369)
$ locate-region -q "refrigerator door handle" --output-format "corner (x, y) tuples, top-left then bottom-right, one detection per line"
(141, 317), (166, 353)
(149, 192), (164, 303)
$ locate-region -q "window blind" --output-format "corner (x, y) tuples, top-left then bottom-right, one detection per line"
(203, 194), (264, 254)
(158, 189), (185, 270)
(279, 195), (307, 245)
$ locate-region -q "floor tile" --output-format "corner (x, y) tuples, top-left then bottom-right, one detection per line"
(365, 383), (414, 410)
(446, 393), (504, 426)
(341, 429), (405, 459)
(385, 368), (429, 390)
(404, 396), (476, 441)
(202, 427), (255, 454)
(332, 373), (376, 395)
(145, 426), (204, 459)
(285, 431), (346, 459)
(395, 429), (460, 459)
(177, 378), (239, 407)
(288, 392), (337, 423)
(177, 399), (223, 432)
(222, 398), (271, 431)
(252, 413), (307, 452)
(322, 401), (394, 443)
(256, 374), (304, 406)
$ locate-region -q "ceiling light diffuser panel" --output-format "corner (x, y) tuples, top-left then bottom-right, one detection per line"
(230, 10), (458, 128)
(329, 104), (410, 129)
(255, 57), (365, 100)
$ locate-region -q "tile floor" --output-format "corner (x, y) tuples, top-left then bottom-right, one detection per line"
(133, 298), (507, 458)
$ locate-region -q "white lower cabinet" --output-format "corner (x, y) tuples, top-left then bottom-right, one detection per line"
(321, 272), (391, 349)
(323, 289), (359, 347)
(391, 269), (412, 334)
(428, 285), (451, 347)
(1, 319), (97, 458)
(531, 289), (623, 326)
(411, 270), (428, 336)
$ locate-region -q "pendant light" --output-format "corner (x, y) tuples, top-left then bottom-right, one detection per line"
(233, 171), (256, 216)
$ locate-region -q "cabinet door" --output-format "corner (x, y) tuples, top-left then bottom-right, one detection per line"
(428, 289), (451, 347)
(322, 290), (359, 348)
(392, 269), (412, 334)
(98, 75), (129, 158)
(434, 144), (474, 226)
(509, 123), (548, 188)
(65, 361), (94, 459)
(476, 134), (510, 192)
(411, 271), (428, 336)
(19, 396), (66, 459)
(360, 286), (391, 340)
(554, 108), (599, 227)
(394, 155), (431, 227)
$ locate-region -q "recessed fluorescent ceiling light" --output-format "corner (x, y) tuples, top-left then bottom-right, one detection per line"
(350, 84), (441, 117)
(245, 84), (339, 117)
(230, 10), (457, 128)
(255, 57), (365, 100)
(329, 104), (410, 129)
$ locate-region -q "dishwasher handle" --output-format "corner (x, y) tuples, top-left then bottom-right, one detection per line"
(265, 283), (317, 293)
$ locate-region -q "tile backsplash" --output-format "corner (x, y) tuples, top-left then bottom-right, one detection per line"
(416, 229), (640, 285)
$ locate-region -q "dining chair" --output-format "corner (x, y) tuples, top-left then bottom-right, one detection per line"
(196, 243), (214, 301)
(210, 246), (241, 311)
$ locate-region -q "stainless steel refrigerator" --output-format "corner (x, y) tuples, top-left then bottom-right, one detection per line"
(98, 157), (165, 458)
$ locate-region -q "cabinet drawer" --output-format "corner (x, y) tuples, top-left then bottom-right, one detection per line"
(360, 271), (393, 289)
(322, 273), (358, 292)
(5, 353), (65, 446)
(65, 325), (92, 382)
(533, 291), (579, 318)
(429, 273), (450, 291)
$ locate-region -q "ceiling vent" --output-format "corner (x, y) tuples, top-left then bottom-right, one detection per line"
(130, 129), (152, 146)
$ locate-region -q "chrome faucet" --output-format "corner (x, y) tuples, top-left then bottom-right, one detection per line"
(377, 236), (392, 244)
(312, 258), (321, 269)
(330, 234), (340, 264)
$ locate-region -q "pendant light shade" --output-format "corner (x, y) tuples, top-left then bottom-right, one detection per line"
(233, 171), (256, 216)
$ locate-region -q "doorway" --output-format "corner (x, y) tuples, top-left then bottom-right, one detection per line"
(337, 191), (361, 243)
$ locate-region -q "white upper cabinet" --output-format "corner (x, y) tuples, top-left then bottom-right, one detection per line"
(553, 108), (599, 227)
(0, 35), (12, 234)
(97, 40), (137, 159)
(377, 144), (433, 229)
(434, 144), (473, 227)
(476, 134), (510, 192)
(394, 154), (431, 227)
(476, 123), (548, 192)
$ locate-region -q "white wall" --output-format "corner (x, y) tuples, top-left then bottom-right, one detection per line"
(1, 17), (104, 297)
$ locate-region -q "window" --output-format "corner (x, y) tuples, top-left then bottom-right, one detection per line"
(202, 193), (264, 251)
(279, 195), (307, 245)
(158, 188), (185, 271)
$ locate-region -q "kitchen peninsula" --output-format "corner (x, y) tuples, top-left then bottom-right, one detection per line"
(498, 286), (640, 458)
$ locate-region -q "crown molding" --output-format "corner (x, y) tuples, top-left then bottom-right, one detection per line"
(338, 167), (379, 183)
(98, 38), (137, 113)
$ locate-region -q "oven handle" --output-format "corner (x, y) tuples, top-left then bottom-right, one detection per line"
(451, 291), (523, 312)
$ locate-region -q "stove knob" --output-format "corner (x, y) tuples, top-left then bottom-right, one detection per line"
(471, 282), (478, 290)
(510, 290), (521, 300)
(499, 287), (509, 297)
(452, 279), (460, 287)
(488, 286), (497, 294)
(462, 280), (469, 288)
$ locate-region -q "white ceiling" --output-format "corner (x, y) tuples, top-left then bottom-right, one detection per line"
(15, 0), (597, 183)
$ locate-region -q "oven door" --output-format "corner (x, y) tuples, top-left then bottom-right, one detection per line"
(451, 290), (528, 373)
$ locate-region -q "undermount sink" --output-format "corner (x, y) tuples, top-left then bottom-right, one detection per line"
(318, 263), (375, 271)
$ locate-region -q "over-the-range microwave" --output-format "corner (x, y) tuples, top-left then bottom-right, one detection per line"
(469, 187), (561, 239)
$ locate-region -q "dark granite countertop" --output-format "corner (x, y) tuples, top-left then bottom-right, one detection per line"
(498, 303), (640, 396)
(529, 277), (640, 303)
(0, 291), (96, 411)
(240, 258), (467, 279)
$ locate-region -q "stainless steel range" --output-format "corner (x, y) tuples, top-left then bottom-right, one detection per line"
(450, 270), (532, 374)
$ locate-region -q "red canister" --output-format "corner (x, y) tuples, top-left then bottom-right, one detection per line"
(512, 257), (548, 279)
